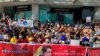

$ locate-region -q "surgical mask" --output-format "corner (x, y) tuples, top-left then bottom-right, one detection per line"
(53, 39), (58, 43)
(19, 35), (22, 39)
(55, 32), (58, 35)
(45, 39), (49, 43)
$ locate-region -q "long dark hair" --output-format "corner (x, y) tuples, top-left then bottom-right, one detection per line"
(39, 46), (51, 56)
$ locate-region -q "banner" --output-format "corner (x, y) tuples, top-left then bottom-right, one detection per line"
(18, 20), (33, 27)
(70, 40), (80, 46)
(0, 42), (86, 56)
(33, 45), (86, 56)
(88, 48), (100, 56)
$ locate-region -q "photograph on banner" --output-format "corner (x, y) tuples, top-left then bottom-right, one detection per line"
(33, 45), (51, 56)
(18, 20), (33, 28)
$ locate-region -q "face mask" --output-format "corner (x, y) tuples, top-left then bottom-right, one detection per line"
(19, 36), (22, 39)
(55, 32), (58, 35)
(54, 39), (58, 43)
(45, 39), (49, 43)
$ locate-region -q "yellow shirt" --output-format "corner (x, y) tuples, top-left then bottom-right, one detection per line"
(10, 37), (18, 44)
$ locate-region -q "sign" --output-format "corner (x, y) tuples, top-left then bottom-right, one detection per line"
(0, 42), (86, 56)
(50, 8), (73, 14)
(86, 17), (91, 22)
(18, 20), (33, 27)
(14, 5), (31, 12)
(70, 40), (80, 46)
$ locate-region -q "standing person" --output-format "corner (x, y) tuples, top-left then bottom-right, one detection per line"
(74, 29), (81, 39)
(83, 26), (92, 38)
(70, 27), (76, 39)
(33, 19), (40, 30)
(5, 18), (9, 26)
(18, 34), (28, 43)
(4, 25), (12, 35)
(58, 24), (65, 32)
(13, 26), (20, 38)
(60, 33), (66, 44)
(20, 27), (27, 39)
(80, 32), (90, 46)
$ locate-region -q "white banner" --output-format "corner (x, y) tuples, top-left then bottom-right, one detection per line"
(70, 39), (80, 46)
(18, 20), (33, 27)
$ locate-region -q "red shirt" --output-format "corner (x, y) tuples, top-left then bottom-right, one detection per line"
(18, 38), (28, 43)
(40, 38), (45, 43)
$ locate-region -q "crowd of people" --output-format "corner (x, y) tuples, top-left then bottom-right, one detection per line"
(0, 16), (100, 47)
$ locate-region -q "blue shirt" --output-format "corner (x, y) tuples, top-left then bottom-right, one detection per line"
(82, 36), (90, 44)
(61, 35), (67, 41)
(82, 36), (89, 42)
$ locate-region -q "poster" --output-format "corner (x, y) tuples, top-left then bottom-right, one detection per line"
(86, 17), (91, 22)
(0, 42), (86, 56)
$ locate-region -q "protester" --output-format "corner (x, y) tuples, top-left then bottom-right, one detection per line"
(0, 16), (95, 47)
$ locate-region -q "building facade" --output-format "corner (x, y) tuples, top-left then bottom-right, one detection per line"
(0, 0), (100, 23)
